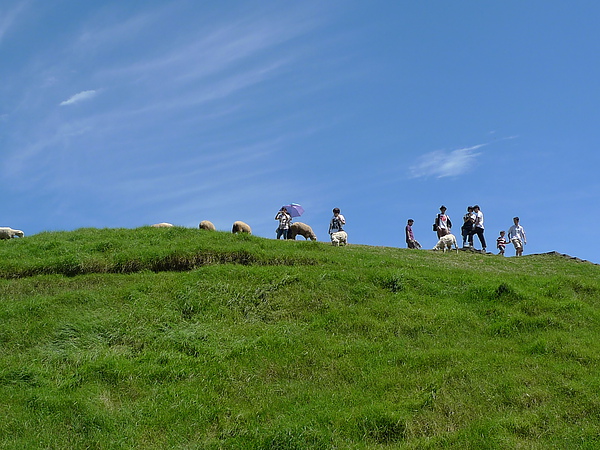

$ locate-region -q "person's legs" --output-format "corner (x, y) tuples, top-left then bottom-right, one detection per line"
(461, 227), (468, 247)
(474, 228), (486, 250)
(512, 238), (523, 256)
(513, 238), (523, 256)
(276, 228), (284, 239)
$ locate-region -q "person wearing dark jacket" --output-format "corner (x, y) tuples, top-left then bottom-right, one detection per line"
(461, 206), (475, 248)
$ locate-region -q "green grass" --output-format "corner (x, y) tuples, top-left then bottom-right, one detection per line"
(1, 227), (599, 448)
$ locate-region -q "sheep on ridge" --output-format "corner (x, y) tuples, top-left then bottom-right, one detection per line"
(330, 231), (347, 246)
(0, 227), (24, 239)
(232, 221), (251, 234)
(199, 220), (216, 231)
(151, 223), (174, 228)
(433, 233), (459, 253)
(287, 222), (317, 241)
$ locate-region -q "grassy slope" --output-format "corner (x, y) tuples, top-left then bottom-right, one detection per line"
(0, 227), (599, 449)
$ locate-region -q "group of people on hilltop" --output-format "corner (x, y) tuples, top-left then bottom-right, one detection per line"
(276, 203), (527, 255)
(405, 205), (527, 256)
(275, 206), (345, 241)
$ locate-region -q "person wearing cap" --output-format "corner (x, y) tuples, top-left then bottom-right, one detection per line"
(434, 205), (452, 239)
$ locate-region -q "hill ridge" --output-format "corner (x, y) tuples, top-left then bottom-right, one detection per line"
(530, 251), (599, 265)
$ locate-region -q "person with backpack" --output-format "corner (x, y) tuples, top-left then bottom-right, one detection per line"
(434, 205), (452, 239)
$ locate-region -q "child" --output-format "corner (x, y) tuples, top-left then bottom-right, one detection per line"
(496, 230), (507, 256)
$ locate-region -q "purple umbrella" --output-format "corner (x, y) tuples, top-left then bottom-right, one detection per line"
(281, 203), (304, 218)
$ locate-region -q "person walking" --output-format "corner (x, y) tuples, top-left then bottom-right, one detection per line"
(274, 207), (292, 239)
(472, 205), (486, 252)
(461, 206), (475, 248)
(328, 207), (346, 235)
(507, 216), (527, 256)
(434, 205), (452, 239)
(496, 230), (507, 256)
(405, 219), (420, 249)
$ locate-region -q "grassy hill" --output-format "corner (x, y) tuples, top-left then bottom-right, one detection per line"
(1, 227), (599, 449)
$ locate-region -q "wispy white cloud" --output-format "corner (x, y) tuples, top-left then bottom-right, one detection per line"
(75, 8), (161, 51)
(0, 3), (27, 45)
(3, 119), (93, 182)
(94, 13), (309, 91)
(60, 90), (98, 106)
(2, 2), (328, 208)
(410, 144), (486, 179)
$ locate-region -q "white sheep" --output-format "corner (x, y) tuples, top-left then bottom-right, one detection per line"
(433, 233), (459, 253)
(288, 222), (317, 241)
(232, 221), (252, 234)
(151, 223), (174, 228)
(0, 227), (24, 239)
(199, 220), (216, 231)
(330, 231), (347, 246)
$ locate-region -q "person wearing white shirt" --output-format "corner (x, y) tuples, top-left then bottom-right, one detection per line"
(435, 205), (452, 239)
(507, 216), (527, 256)
(472, 205), (486, 252)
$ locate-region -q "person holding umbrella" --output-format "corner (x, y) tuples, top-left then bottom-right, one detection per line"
(275, 206), (292, 239)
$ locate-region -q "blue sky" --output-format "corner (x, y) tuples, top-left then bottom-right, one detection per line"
(1, 1), (599, 262)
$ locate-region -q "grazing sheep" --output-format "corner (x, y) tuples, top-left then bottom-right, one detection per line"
(151, 223), (174, 228)
(330, 231), (347, 246)
(433, 233), (459, 253)
(0, 227), (24, 239)
(199, 220), (216, 231)
(232, 221), (252, 234)
(288, 222), (317, 241)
